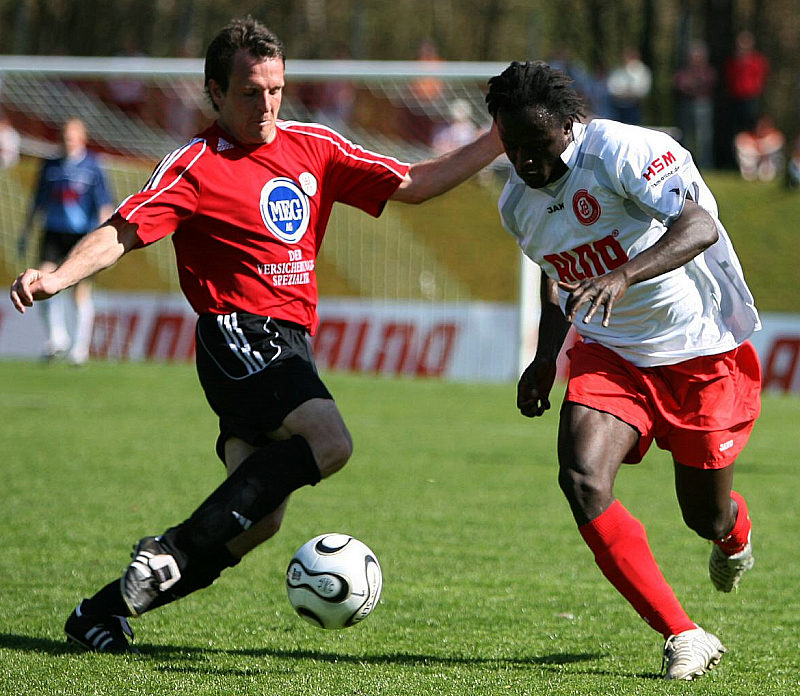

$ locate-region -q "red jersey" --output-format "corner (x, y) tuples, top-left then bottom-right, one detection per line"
(115, 121), (409, 332)
(725, 52), (769, 99)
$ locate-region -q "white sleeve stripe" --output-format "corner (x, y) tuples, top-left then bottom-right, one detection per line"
(121, 141), (207, 222)
(143, 148), (183, 191)
(144, 138), (204, 191)
(279, 121), (409, 179)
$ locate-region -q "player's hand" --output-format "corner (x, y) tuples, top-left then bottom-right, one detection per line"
(9, 268), (57, 314)
(559, 270), (630, 327)
(517, 357), (558, 418)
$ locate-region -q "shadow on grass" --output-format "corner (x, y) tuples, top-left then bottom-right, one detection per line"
(0, 632), (660, 679)
(0, 631), (595, 666)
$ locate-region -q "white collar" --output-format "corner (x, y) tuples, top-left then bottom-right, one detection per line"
(559, 121), (585, 169)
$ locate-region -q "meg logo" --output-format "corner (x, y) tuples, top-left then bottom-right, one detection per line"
(259, 177), (310, 243)
(572, 189), (601, 226)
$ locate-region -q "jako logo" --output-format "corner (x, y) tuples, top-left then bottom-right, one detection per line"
(719, 439), (735, 452)
(259, 177), (310, 243)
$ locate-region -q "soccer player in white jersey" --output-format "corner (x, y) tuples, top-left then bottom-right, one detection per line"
(10, 17), (502, 652)
(486, 61), (761, 681)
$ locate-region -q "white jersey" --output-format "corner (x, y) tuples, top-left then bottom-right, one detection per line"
(498, 119), (760, 367)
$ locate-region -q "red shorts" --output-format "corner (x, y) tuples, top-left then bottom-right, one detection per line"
(564, 341), (762, 469)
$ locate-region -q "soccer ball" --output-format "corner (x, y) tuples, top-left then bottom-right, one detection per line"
(286, 533), (382, 629)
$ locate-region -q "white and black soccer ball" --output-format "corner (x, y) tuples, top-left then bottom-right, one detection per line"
(286, 533), (382, 630)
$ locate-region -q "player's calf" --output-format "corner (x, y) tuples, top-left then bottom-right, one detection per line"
(167, 434), (320, 556)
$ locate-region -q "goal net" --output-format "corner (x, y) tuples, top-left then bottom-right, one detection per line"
(0, 57), (539, 380)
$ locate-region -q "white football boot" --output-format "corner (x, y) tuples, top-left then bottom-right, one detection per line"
(663, 627), (726, 680)
(709, 536), (754, 592)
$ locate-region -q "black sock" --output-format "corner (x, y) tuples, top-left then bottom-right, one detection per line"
(164, 434), (320, 558)
(77, 436), (318, 619)
(142, 544), (241, 613)
(80, 579), (131, 617)
(78, 540), (242, 618)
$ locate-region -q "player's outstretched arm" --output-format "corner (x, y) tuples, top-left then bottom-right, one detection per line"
(10, 218), (139, 314)
(390, 125), (503, 204)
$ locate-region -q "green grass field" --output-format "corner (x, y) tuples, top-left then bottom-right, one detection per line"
(0, 362), (798, 695)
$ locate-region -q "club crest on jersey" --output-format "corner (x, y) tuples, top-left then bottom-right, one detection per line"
(259, 177), (310, 243)
(572, 189), (601, 226)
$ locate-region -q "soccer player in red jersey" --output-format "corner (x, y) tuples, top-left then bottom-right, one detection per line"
(10, 17), (502, 652)
(486, 61), (760, 680)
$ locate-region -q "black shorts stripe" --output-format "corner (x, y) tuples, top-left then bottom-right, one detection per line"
(217, 313), (270, 376)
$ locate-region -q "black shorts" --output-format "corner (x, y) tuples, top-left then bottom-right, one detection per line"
(195, 312), (332, 462)
(40, 230), (86, 265)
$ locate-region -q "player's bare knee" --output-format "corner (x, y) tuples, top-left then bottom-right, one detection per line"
(314, 432), (353, 478)
(558, 465), (611, 516)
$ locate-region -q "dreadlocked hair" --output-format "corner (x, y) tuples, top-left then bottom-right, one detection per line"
(486, 60), (585, 124)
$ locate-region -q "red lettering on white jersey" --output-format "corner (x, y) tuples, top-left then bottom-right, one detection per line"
(643, 150), (678, 181)
(544, 234), (629, 282)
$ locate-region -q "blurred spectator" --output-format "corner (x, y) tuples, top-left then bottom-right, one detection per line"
(105, 37), (149, 121)
(734, 114), (785, 182)
(673, 41), (717, 169)
(17, 118), (114, 364)
(312, 47), (356, 132)
(163, 79), (202, 141)
(607, 47), (652, 125)
(411, 38), (444, 103)
(162, 39), (203, 141)
(403, 39), (445, 146)
(583, 60), (613, 119)
(725, 30), (769, 136)
(0, 112), (20, 168)
(549, 48), (613, 119)
(786, 134), (800, 189)
(432, 99), (479, 154)
(548, 48), (592, 101)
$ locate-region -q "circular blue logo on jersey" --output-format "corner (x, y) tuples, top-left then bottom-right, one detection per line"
(259, 178), (310, 244)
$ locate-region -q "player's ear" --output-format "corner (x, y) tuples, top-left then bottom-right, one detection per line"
(207, 79), (225, 109)
(562, 116), (574, 137)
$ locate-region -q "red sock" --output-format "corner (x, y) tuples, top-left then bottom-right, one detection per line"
(713, 490), (751, 555)
(579, 500), (696, 639)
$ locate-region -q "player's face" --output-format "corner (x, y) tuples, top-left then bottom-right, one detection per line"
(61, 120), (87, 157)
(496, 106), (572, 188)
(209, 50), (284, 145)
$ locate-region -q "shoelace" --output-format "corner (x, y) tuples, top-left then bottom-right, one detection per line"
(661, 633), (693, 676)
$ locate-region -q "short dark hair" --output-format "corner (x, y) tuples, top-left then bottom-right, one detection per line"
(486, 60), (585, 124)
(204, 16), (286, 111)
